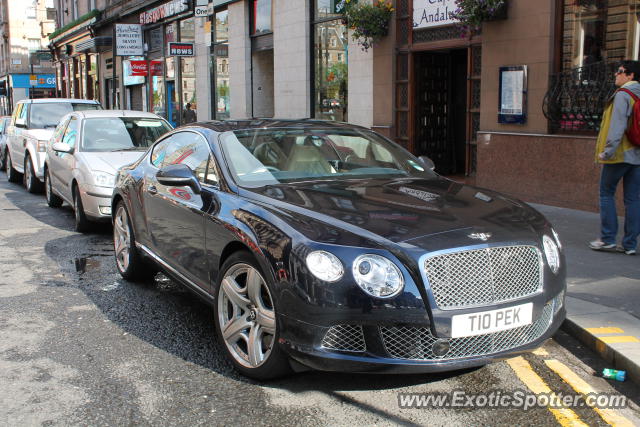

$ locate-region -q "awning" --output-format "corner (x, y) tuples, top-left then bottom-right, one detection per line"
(76, 36), (113, 53)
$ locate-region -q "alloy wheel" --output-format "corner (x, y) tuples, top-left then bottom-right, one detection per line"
(45, 172), (51, 200)
(218, 263), (276, 369)
(113, 205), (130, 273)
(25, 158), (32, 189)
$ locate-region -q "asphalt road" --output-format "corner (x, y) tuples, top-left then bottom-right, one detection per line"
(1, 174), (639, 426)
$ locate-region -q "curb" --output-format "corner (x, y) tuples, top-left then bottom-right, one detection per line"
(561, 297), (640, 385)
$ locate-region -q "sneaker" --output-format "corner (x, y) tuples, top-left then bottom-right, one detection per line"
(616, 247), (637, 255)
(589, 240), (617, 251)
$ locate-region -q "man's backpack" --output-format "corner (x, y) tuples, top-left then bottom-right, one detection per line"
(617, 88), (640, 147)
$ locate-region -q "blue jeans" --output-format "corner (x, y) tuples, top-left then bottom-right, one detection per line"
(600, 163), (640, 250)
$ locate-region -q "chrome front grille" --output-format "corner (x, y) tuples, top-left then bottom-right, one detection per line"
(424, 245), (543, 310)
(380, 301), (554, 361)
(321, 325), (366, 352)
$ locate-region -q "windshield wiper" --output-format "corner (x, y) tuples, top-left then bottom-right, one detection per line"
(113, 147), (145, 152)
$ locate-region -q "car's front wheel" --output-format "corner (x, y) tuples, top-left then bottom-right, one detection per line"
(24, 155), (43, 193)
(113, 201), (151, 281)
(5, 151), (21, 183)
(45, 169), (63, 208)
(213, 251), (291, 380)
(73, 185), (91, 232)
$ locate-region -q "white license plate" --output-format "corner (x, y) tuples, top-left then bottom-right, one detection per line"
(451, 302), (533, 338)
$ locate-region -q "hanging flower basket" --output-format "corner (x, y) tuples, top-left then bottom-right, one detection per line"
(450, 0), (508, 36)
(340, 0), (394, 52)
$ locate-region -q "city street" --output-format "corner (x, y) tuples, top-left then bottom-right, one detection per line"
(1, 174), (639, 426)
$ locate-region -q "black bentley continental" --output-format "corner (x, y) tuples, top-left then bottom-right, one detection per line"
(111, 119), (566, 380)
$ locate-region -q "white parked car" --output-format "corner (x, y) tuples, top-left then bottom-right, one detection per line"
(44, 110), (172, 232)
(5, 98), (101, 192)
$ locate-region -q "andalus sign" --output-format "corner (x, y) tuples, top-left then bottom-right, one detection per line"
(413, 0), (458, 29)
(139, 0), (190, 24)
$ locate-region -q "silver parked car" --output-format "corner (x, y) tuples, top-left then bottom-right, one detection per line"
(44, 110), (172, 232)
(5, 98), (101, 192)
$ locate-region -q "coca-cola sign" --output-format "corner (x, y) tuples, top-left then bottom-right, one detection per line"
(130, 60), (148, 76)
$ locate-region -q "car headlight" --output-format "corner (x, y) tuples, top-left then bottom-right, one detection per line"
(542, 235), (560, 274)
(352, 254), (404, 298)
(306, 250), (344, 282)
(551, 227), (563, 251)
(93, 171), (116, 188)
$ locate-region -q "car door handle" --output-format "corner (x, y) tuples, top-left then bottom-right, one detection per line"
(148, 185), (158, 195)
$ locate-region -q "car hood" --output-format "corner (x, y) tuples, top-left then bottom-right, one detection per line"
(77, 151), (146, 175)
(26, 128), (54, 141)
(244, 177), (547, 249)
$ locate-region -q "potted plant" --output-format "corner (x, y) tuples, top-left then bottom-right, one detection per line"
(339, 0), (394, 51)
(450, 0), (508, 37)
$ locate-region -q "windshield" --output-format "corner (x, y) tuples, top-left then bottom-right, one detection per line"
(30, 103), (100, 129)
(81, 117), (172, 152)
(220, 127), (436, 187)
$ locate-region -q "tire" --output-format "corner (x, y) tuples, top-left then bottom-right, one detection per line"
(24, 155), (44, 193)
(45, 169), (63, 208)
(0, 148), (6, 171)
(113, 201), (152, 282)
(213, 251), (291, 380)
(5, 151), (21, 183)
(73, 185), (92, 233)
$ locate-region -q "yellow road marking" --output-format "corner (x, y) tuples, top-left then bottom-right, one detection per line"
(586, 327), (625, 335)
(545, 359), (634, 427)
(532, 347), (550, 356)
(598, 336), (640, 344)
(507, 357), (588, 427)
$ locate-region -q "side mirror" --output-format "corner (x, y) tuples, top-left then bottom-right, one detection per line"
(156, 164), (202, 194)
(52, 142), (72, 153)
(15, 118), (26, 128)
(418, 155), (435, 171)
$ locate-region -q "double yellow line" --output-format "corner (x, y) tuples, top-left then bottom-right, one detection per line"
(507, 354), (634, 427)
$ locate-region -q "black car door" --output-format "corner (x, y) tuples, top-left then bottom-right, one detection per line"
(143, 131), (212, 290)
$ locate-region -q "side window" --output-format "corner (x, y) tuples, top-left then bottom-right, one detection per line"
(166, 133), (212, 183)
(150, 138), (171, 168)
(15, 104), (27, 127)
(11, 104), (21, 125)
(52, 118), (69, 145)
(204, 156), (219, 185)
(62, 117), (78, 149)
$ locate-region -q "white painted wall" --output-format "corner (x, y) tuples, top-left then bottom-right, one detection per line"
(228, 1), (252, 119)
(273, 0), (311, 118)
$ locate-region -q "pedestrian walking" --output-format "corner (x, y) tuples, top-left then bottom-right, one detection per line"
(183, 103), (196, 124)
(590, 60), (640, 255)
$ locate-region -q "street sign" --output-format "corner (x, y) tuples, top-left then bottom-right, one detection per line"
(168, 42), (194, 56)
(194, 5), (208, 17)
(115, 24), (143, 56)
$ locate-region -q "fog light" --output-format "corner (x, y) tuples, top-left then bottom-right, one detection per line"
(99, 206), (112, 215)
(432, 339), (450, 357)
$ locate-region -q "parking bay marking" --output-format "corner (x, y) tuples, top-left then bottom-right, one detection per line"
(507, 356), (588, 427)
(598, 336), (640, 344)
(586, 327), (625, 335)
(545, 359), (634, 427)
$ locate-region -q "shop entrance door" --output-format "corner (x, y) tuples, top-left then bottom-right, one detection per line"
(414, 48), (476, 176)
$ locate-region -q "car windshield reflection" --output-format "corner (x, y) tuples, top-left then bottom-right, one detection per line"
(220, 128), (436, 187)
(81, 118), (172, 152)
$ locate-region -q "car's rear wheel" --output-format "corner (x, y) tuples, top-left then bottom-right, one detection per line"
(45, 169), (63, 208)
(0, 148), (6, 171)
(113, 201), (150, 281)
(213, 251), (291, 380)
(5, 151), (21, 183)
(73, 185), (91, 233)
(24, 155), (43, 193)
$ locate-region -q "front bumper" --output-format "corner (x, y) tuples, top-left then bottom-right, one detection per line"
(278, 294), (565, 374)
(80, 184), (113, 221)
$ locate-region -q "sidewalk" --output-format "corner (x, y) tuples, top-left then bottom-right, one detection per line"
(532, 203), (640, 384)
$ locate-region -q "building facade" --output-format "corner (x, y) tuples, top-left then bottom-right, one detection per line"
(0, 0), (57, 114)
(45, 0), (640, 211)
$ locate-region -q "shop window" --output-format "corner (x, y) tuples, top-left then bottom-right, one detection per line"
(251, 0), (272, 35)
(313, 3), (348, 122)
(211, 8), (230, 119)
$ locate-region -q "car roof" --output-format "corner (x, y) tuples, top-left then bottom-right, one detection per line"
(193, 118), (370, 133)
(73, 110), (165, 120)
(18, 98), (100, 104)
